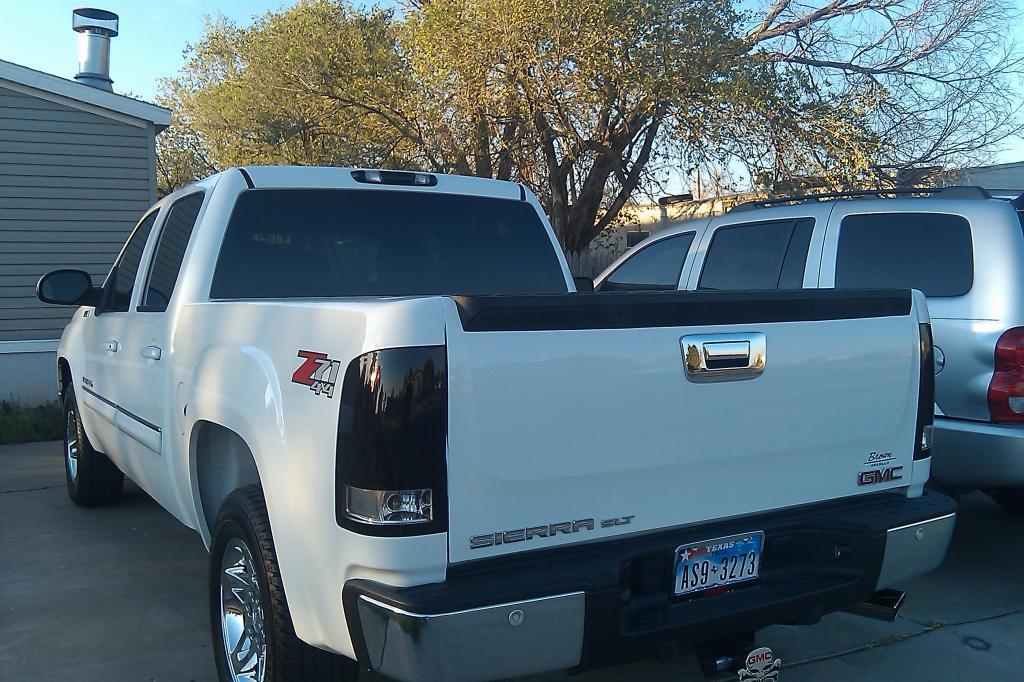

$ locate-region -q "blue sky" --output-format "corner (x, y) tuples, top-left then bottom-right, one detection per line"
(4, 1), (308, 100)
(4, 0), (1023, 165)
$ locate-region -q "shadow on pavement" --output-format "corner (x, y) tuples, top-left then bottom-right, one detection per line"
(2, 441), (1021, 681)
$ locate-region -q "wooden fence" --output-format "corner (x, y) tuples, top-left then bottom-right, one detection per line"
(564, 247), (624, 279)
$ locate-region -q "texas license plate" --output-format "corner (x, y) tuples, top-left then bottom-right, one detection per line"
(674, 531), (764, 596)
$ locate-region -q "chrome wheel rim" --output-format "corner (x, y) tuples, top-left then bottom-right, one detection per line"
(65, 410), (78, 481)
(219, 538), (267, 682)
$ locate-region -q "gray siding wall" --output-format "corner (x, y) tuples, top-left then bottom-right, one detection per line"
(0, 84), (156, 342)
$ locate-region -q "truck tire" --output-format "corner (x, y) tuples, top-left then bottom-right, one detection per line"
(210, 485), (359, 682)
(63, 386), (124, 506)
(989, 488), (1024, 517)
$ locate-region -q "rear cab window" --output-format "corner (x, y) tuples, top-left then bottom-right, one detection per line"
(835, 212), (973, 296)
(698, 219), (814, 291)
(599, 232), (695, 292)
(210, 189), (568, 298)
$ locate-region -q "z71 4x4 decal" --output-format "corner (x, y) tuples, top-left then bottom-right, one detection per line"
(291, 350), (341, 398)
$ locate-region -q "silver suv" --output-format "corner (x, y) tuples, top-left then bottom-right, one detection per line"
(596, 187), (1024, 514)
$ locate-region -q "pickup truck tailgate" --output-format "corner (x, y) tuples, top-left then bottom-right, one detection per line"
(444, 290), (921, 563)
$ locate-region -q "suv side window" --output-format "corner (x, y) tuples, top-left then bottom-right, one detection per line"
(102, 211), (160, 313)
(600, 233), (695, 291)
(141, 192), (205, 312)
(835, 212), (973, 297)
(698, 219), (814, 290)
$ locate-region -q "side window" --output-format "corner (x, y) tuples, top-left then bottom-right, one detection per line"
(600, 233), (695, 292)
(102, 211), (160, 313)
(778, 219), (814, 289)
(835, 213), (973, 297)
(141, 192), (205, 312)
(698, 219), (814, 291)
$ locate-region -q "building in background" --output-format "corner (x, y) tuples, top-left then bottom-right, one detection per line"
(0, 10), (169, 405)
(940, 160), (1024, 196)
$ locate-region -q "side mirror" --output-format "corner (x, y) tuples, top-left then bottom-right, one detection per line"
(573, 276), (595, 293)
(37, 269), (102, 306)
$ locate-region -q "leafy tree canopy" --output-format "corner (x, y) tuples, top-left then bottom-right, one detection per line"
(160, 0), (1022, 251)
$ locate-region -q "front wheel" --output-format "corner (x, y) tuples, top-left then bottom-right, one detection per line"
(63, 386), (123, 506)
(210, 486), (359, 682)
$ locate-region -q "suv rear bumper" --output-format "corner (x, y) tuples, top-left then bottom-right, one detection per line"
(933, 416), (1024, 486)
(343, 492), (955, 682)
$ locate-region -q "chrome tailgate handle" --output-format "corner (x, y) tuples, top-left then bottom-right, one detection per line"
(702, 340), (750, 368)
(682, 333), (766, 383)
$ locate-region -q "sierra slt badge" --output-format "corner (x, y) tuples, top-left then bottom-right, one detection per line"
(291, 350), (341, 398)
(470, 515), (634, 549)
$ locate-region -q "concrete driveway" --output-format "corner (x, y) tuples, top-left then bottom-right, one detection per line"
(2, 440), (1022, 681)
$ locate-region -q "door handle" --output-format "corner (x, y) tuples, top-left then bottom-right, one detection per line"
(141, 346), (162, 361)
(681, 332), (766, 383)
(104, 339), (119, 353)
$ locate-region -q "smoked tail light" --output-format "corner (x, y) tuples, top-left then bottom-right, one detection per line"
(988, 327), (1024, 423)
(915, 323), (934, 461)
(335, 346), (447, 536)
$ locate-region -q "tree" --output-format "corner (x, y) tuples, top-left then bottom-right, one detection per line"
(403, 0), (759, 252)
(160, 0), (1022, 251)
(737, 0), (1024, 188)
(159, 8), (418, 172)
(155, 90), (218, 197)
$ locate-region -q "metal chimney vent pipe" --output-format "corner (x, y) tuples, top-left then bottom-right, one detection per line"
(72, 8), (119, 91)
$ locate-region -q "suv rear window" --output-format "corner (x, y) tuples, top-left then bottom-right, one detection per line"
(836, 212), (973, 297)
(210, 189), (568, 298)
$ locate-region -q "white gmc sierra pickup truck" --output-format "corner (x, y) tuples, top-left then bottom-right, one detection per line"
(37, 167), (956, 682)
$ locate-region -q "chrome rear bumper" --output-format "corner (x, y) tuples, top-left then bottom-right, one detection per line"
(355, 591), (585, 682)
(876, 512), (956, 589)
(343, 493), (956, 682)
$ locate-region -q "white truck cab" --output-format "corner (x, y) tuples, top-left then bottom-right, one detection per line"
(39, 168), (955, 682)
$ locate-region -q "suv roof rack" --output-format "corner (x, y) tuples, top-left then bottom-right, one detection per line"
(729, 185), (992, 213)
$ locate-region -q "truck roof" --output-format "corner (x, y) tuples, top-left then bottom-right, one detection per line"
(231, 166), (527, 202)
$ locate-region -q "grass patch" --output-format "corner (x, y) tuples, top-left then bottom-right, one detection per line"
(0, 400), (64, 445)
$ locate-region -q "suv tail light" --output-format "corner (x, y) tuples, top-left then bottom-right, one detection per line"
(335, 346), (447, 536)
(988, 327), (1024, 423)
(915, 323), (934, 460)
